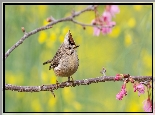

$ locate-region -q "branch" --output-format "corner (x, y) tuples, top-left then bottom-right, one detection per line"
(5, 76), (152, 94)
(72, 19), (115, 29)
(5, 5), (95, 59)
(5, 26), (52, 59)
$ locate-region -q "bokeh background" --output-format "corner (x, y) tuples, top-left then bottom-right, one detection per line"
(5, 5), (152, 112)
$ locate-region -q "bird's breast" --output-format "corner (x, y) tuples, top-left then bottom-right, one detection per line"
(54, 51), (79, 77)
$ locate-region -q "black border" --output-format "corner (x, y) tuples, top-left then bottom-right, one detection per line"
(3, 2), (153, 113)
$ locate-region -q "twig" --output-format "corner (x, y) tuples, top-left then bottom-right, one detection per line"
(72, 19), (115, 29)
(5, 5), (95, 59)
(5, 76), (152, 93)
(5, 26), (52, 59)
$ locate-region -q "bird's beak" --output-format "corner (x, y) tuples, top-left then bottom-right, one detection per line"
(73, 45), (80, 49)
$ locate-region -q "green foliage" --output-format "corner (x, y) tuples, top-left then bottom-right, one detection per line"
(5, 5), (152, 112)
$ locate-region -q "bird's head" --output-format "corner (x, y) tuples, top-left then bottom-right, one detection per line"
(64, 30), (79, 49)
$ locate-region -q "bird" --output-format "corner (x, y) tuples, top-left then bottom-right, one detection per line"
(43, 30), (79, 81)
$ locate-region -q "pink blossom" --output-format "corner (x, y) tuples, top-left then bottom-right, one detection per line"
(133, 83), (145, 96)
(101, 27), (112, 34)
(116, 84), (127, 100)
(143, 98), (152, 112)
(106, 5), (120, 17)
(109, 21), (116, 26)
(93, 27), (100, 36)
(121, 88), (127, 96)
(101, 11), (116, 34)
(92, 19), (101, 36)
(102, 11), (112, 22)
(121, 84), (127, 96)
(136, 83), (145, 96)
(116, 92), (123, 100)
(114, 74), (123, 81)
(92, 5), (119, 36)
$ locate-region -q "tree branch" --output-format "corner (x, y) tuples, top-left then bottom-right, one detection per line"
(5, 5), (95, 59)
(5, 76), (152, 94)
(5, 26), (52, 59)
(71, 19), (115, 29)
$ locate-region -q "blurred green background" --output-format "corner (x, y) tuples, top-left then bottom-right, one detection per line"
(5, 5), (152, 112)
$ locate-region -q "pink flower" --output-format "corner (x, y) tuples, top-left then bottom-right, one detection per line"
(91, 5), (119, 36)
(143, 98), (152, 112)
(106, 5), (120, 17)
(114, 74), (123, 81)
(121, 84), (127, 96)
(116, 92), (123, 100)
(133, 83), (145, 96)
(92, 19), (101, 36)
(116, 84), (127, 100)
(102, 11), (112, 22)
(101, 27), (111, 34)
(93, 27), (100, 36)
(136, 84), (145, 96)
(101, 11), (116, 34)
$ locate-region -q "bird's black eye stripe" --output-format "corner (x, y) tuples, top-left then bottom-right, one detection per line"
(68, 39), (75, 45)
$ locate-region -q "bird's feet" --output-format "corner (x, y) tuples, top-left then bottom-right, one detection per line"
(68, 76), (75, 86)
(68, 76), (74, 82)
